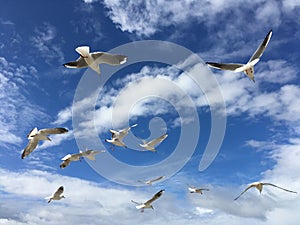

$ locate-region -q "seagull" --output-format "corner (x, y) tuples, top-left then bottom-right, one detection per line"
(234, 181), (297, 200)
(188, 186), (209, 194)
(138, 176), (166, 185)
(21, 127), (68, 159)
(206, 30), (272, 82)
(105, 124), (138, 149)
(139, 133), (168, 152)
(80, 149), (106, 160)
(60, 153), (82, 169)
(45, 186), (65, 203)
(131, 189), (165, 212)
(63, 46), (127, 74)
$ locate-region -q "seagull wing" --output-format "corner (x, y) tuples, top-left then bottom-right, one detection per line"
(262, 183), (297, 194)
(60, 159), (71, 168)
(145, 189), (164, 205)
(91, 52), (127, 65)
(131, 200), (142, 205)
(21, 138), (39, 159)
(53, 186), (64, 197)
(248, 30), (272, 63)
(206, 62), (244, 71)
(147, 134), (168, 147)
(27, 127), (38, 138)
(63, 57), (88, 68)
(234, 184), (255, 200)
(149, 176), (165, 183)
(39, 127), (68, 135)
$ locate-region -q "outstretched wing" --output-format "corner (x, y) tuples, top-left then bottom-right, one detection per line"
(248, 30), (272, 63)
(206, 62), (244, 71)
(147, 134), (168, 147)
(53, 186), (64, 197)
(145, 189), (165, 205)
(262, 183), (297, 194)
(39, 127), (68, 135)
(234, 184), (255, 200)
(21, 138), (39, 159)
(63, 57), (88, 68)
(149, 176), (166, 183)
(92, 52), (127, 65)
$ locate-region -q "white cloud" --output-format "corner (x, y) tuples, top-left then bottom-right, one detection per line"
(0, 57), (48, 148)
(31, 23), (65, 64)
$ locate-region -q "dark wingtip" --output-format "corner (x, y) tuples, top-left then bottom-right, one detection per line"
(58, 127), (68, 133)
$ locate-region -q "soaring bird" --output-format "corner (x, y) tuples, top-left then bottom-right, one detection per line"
(21, 127), (68, 159)
(105, 124), (137, 149)
(63, 46), (127, 74)
(206, 30), (272, 82)
(45, 186), (65, 203)
(80, 149), (105, 160)
(60, 153), (82, 169)
(139, 133), (168, 152)
(234, 181), (297, 200)
(131, 189), (165, 212)
(188, 186), (209, 194)
(138, 176), (166, 185)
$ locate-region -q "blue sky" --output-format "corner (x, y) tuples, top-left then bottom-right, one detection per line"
(1, 0), (300, 224)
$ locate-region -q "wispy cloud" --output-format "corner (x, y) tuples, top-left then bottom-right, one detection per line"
(31, 22), (65, 64)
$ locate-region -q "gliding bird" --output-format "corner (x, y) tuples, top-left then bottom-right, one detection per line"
(105, 124), (138, 149)
(131, 189), (165, 212)
(21, 127), (68, 159)
(138, 176), (166, 185)
(206, 30), (272, 82)
(234, 181), (297, 200)
(139, 133), (168, 152)
(63, 46), (127, 74)
(188, 186), (209, 194)
(45, 186), (65, 203)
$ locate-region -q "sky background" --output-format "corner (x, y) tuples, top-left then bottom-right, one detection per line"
(0, 0), (300, 224)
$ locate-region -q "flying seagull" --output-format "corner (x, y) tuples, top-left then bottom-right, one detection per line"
(139, 133), (168, 152)
(80, 149), (106, 160)
(45, 186), (65, 203)
(105, 124), (138, 149)
(188, 186), (209, 194)
(131, 189), (165, 212)
(138, 176), (166, 185)
(60, 152), (82, 169)
(21, 127), (68, 159)
(234, 181), (297, 200)
(63, 46), (127, 74)
(206, 30), (272, 82)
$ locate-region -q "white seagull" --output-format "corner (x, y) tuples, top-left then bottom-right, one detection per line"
(63, 46), (127, 74)
(45, 186), (65, 203)
(206, 30), (272, 82)
(105, 124), (138, 149)
(21, 127), (68, 159)
(139, 133), (168, 152)
(234, 181), (297, 200)
(131, 189), (165, 212)
(60, 152), (82, 169)
(138, 176), (166, 185)
(188, 186), (209, 194)
(80, 149), (106, 160)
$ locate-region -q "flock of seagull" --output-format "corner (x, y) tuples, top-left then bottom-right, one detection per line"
(20, 29), (297, 212)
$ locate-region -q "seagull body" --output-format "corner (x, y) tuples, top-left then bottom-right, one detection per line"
(138, 176), (166, 185)
(45, 186), (65, 203)
(139, 133), (168, 152)
(131, 189), (165, 212)
(234, 181), (297, 200)
(105, 124), (137, 148)
(21, 127), (68, 159)
(188, 186), (209, 194)
(206, 30), (272, 82)
(63, 46), (127, 74)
